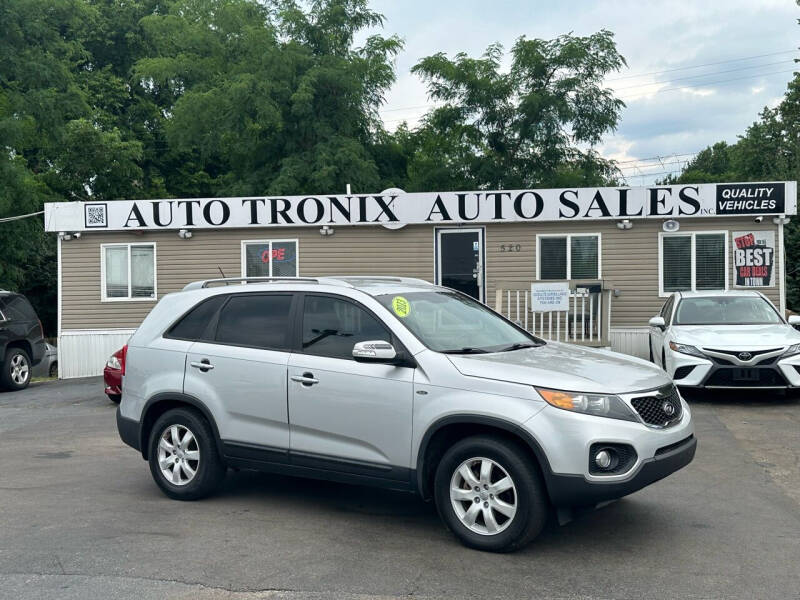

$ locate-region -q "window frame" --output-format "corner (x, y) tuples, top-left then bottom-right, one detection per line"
(100, 242), (157, 302)
(535, 233), (602, 280)
(240, 238), (300, 278)
(295, 292), (404, 362)
(658, 231), (729, 297)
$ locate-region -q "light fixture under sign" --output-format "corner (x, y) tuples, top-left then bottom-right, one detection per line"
(662, 219), (680, 232)
(773, 215), (791, 225)
(616, 219), (633, 230)
(178, 229), (193, 239)
(319, 225), (335, 236)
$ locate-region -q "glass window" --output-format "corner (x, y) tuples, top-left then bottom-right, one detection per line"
(539, 238), (567, 279)
(538, 235), (599, 279)
(243, 240), (298, 278)
(695, 234), (726, 290)
(302, 296), (390, 359)
(674, 296), (782, 325)
(168, 296), (226, 340)
(1, 295), (38, 321)
(376, 291), (540, 353)
(214, 295), (293, 349)
(570, 236), (599, 279)
(661, 233), (726, 293)
(103, 244), (156, 300)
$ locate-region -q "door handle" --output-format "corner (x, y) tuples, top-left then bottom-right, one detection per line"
(190, 359), (214, 372)
(291, 372), (319, 386)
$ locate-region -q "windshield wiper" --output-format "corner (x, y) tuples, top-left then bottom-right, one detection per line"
(497, 342), (541, 352)
(441, 347), (489, 354)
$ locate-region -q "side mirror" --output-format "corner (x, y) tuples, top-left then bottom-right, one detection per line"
(649, 316), (666, 330)
(788, 315), (800, 326)
(353, 340), (397, 363)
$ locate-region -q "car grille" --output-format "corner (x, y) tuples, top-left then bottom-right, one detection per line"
(704, 368), (787, 387)
(631, 386), (682, 428)
(703, 348), (782, 365)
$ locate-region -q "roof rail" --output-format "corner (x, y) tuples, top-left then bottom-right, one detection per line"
(182, 276), (342, 291)
(325, 276), (433, 285)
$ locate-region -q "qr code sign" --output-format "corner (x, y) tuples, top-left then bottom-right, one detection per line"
(84, 203), (108, 228)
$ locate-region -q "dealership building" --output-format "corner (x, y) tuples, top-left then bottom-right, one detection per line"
(44, 181), (796, 378)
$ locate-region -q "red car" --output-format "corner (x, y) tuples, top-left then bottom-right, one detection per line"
(104, 346), (125, 403)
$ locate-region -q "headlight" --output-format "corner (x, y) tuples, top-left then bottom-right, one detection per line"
(782, 344), (800, 358)
(669, 341), (705, 358)
(106, 355), (121, 369)
(536, 388), (638, 422)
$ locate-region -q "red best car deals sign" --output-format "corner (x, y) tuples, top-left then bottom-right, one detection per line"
(733, 231), (775, 287)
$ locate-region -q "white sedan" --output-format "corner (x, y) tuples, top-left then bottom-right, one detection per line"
(648, 290), (800, 390)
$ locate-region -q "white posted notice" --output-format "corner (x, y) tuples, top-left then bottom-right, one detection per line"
(530, 282), (570, 312)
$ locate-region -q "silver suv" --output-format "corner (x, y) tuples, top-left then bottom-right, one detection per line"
(117, 276), (696, 552)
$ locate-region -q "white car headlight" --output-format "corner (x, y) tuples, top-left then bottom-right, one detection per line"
(669, 341), (705, 358)
(781, 344), (800, 358)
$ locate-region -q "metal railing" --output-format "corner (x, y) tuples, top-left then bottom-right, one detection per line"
(495, 282), (611, 346)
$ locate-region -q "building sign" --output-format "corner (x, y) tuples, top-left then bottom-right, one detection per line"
(733, 230), (775, 287)
(43, 182), (797, 232)
(530, 282), (570, 312)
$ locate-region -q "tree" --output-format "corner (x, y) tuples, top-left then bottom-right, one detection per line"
(405, 31), (627, 191)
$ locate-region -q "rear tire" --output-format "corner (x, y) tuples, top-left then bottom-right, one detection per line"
(433, 435), (547, 552)
(1, 348), (32, 391)
(148, 408), (226, 501)
(107, 393), (121, 404)
(49, 362), (58, 379)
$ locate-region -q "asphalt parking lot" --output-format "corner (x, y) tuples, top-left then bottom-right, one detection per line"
(1, 379), (799, 600)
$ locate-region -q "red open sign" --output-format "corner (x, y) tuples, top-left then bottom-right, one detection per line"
(261, 248), (287, 263)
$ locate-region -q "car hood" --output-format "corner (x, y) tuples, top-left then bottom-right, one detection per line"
(672, 324), (800, 349)
(446, 342), (670, 395)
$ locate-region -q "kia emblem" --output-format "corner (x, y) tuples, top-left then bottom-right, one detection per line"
(662, 401), (676, 417)
(738, 352), (752, 361)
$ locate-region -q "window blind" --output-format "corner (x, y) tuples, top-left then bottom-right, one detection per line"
(662, 236), (692, 292)
(539, 237), (567, 279)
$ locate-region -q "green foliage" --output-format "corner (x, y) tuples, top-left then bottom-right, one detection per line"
(407, 31), (626, 190)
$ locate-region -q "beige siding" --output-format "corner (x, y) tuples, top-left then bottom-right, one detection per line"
(61, 225), (434, 329)
(61, 218), (782, 331)
(485, 217), (781, 327)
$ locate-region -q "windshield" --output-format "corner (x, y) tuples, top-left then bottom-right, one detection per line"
(674, 296), (783, 326)
(376, 291), (542, 353)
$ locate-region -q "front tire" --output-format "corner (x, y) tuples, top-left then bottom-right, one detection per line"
(434, 435), (547, 552)
(148, 408), (226, 501)
(1, 348), (32, 391)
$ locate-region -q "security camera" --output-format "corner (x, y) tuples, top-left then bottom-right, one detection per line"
(754, 216), (763, 223)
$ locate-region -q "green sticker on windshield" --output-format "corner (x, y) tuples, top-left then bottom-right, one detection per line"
(392, 296), (411, 318)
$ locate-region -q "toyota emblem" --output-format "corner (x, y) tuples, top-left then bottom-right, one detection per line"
(662, 401), (676, 417)
(738, 352), (752, 361)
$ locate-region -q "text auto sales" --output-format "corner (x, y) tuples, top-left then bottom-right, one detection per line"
(115, 184), (786, 229)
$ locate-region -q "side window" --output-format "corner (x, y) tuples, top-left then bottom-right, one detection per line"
(302, 296), (390, 360)
(215, 295), (293, 350)
(2, 295), (38, 321)
(660, 296), (675, 323)
(167, 296), (226, 340)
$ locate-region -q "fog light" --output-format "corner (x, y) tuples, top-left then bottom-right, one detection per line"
(595, 449), (612, 469)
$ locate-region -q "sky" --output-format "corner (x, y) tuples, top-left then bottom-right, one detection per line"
(361, 0), (799, 184)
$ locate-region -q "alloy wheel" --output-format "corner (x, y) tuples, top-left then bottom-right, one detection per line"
(157, 424), (201, 486)
(10, 354), (29, 385)
(449, 457), (517, 535)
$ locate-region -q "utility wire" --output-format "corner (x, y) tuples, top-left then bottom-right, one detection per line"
(607, 49), (797, 81)
(618, 68), (797, 100)
(0, 210), (44, 223)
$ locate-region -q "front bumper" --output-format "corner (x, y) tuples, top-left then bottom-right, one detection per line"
(668, 348), (800, 389)
(545, 434), (696, 506)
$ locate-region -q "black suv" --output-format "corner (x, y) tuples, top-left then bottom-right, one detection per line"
(0, 291), (45, 391)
